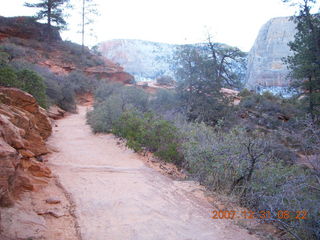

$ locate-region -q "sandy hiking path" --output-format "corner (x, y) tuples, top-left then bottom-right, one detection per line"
(47, 106), (259, 240)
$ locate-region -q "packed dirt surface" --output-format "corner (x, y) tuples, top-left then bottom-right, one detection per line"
(0, 173), (79, 240)
(46, 106), (259, 240)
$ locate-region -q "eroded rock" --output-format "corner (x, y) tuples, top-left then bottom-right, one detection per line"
(0, 87), (52, 206)
(246, 17), (296, 89)
(45, 197), (61, 204)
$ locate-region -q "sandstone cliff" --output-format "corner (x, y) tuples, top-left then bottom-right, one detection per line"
(0, 87), (52, 207)
(98, 39), (177, 81)
(245, 17), (296, 90)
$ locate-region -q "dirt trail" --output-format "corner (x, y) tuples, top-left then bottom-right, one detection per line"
(47, 106), (259, 240)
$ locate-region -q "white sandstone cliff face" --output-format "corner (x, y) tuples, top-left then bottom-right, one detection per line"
(98, 39), (177, 81)
(246, 17), (296, 90)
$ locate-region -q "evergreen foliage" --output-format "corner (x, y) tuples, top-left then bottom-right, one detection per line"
(283, 0), (320, 120)
(173, 42), (246, 125)
(24, 0), (70, 41)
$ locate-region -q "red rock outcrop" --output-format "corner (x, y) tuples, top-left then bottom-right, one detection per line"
(85, 66), (134, 83)
(0, 87), (52, 207)
(47, 106), (66, 120)
(0, 16), (61, 42)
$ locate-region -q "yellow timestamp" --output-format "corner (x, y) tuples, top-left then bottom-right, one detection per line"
(211, 210), (308, 220)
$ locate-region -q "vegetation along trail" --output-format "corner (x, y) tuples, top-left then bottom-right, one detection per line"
(47, 105), (259, 240)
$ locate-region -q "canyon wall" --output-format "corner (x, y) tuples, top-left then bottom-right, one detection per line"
(245, 17), (296, 90)
(98, 39), (177, 81)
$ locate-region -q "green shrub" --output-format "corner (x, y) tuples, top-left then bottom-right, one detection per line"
(179, 122), (319, 239)
(0, 66), (47, 108)
(94, 82), (123, 103)
(58, 82), (76, 112)
(17, 69), (47, 108)
(87, 97), (123, 133)
(112, 111), (182, 164)
(156, 75), (175, 86)
(26, 65), (77, 111)
(0, 51), (10, 66)
(238, 88), (252, 97)
(67, 70), (98, 94)
(249, 162), (319, 239)
(0, 66), (21, 88)
(94, 83), (149, 112)
(150, 89), (181, 115)
(0, 43), (27, 59)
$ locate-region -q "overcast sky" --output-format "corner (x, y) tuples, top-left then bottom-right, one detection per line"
(0, 0), (312, 51)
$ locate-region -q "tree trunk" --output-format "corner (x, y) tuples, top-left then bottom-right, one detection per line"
(308, 75), (315, 121)
(82, 0), (85, 53)
(47, 0), (52, 42)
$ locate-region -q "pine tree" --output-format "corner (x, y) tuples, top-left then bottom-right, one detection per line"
(283, 0), (320, 120)
(24, 0), (70, 41)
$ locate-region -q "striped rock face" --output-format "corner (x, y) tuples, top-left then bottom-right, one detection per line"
(245, 17), (296, 90)
(0, 87), (52, 207)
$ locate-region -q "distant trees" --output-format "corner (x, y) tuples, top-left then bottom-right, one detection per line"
(156, 75), (175, 86)
(283, 0), (320, 120)
(173, 40), (246, 124)
(24, 0), (70, 41)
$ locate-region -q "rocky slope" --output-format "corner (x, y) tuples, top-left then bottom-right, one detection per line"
(98, 39), (177, 81)
(0, 16), (61, 42)
(0, 87), (52, 208)
(245, 17), (296, 90)
(0, 16), (134, 84)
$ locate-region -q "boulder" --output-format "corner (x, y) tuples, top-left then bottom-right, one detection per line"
(47, 105), (65, 120)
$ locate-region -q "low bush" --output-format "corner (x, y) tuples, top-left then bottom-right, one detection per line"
(0, 52), (10, 66)
(87, 97), (123, 133)
(0, 65), (47, 108)
(156, 75), (175, 86)
(149, 89), (181, 115)
(17, 69), (47, 108)
(113, 111), (182, 164)
(67, 70), (98, 94)
(0, 66), (20, 88)
(94, 82), (123, 103)
(238, 88), (252, 97)
(94, 83), (149, 112)
(179, 122), (319, 239)
(0, 43), (27, 59)
(87, 83), (149, 133)
(29, 65), (77, 111)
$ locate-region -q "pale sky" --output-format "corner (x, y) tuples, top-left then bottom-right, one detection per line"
(0, 0), (309, 51)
